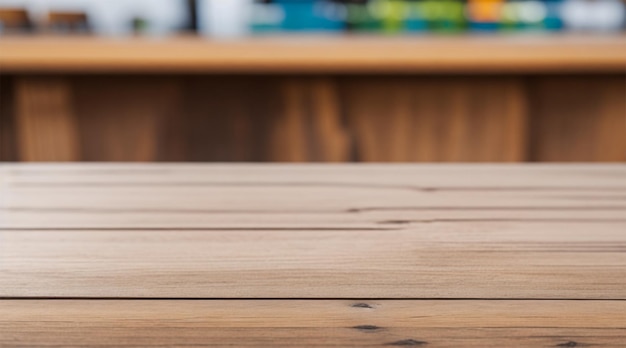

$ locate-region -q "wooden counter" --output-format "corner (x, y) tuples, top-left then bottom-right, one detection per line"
(1, 36), (625, 162)
(1, 35), (625, 73)
(1, 164), (625, 346)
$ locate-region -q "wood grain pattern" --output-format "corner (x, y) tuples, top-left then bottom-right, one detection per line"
(341, 77), (528, 161)
(1, 165), (624, 298)
(3, 163), (624, 187)
(2, 164), (625, 228)
(0, 76), (17, 161)
(1, 164), (624, 346)
(269, 77), (350, 161)
(1, 227), (625, 298)
(529, 75), (626, 162)
(3, 73), (623, 162)
(1, 300), (624, 347)
(270, 78), (310, 161)
(73, 76), (182, 161)
(309, 77), (350, 162)
(14, 77), (79, 161)
(1, 36), (625, 73)
(181, 76), (271, 162)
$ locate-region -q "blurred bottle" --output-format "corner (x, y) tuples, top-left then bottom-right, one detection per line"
(421, 0), (465, 33)
(517, 0), (549, 31)
(404, 1), (428, 32)
(543, 0), (565, 31)
(346, 1), (381, 31)
(198, 0), (252, 38)
(466, 0), (504, 31)
(184, 0), (199, 33)
(369, 0), (407, 33)
(500, 0), (523, 31)
(269, 0), (344, 31)
(561, 0), (625, 32)
(131, 16), (149, 35)
(472, 0), (556, 33)
(250, 2), (284, 32)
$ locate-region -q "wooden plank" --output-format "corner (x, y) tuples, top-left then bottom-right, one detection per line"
(2, 201), (624, 228)
(6, 73), (621, 162)
(0, 76), (17, 161)
(1, 300), (624, 347)
(1, 225), (624, 298)
(0, 164), (624, 346)
(1, 36), (625, 73)
(2, 164), (622, 225)
(180, 76), (273, 162)
(3, 180), (625, 228)
(529, 76), (626, 162)
(1, 165), (623, 298)
(268, 77), (350, 162)
(1, 164), (625, 228)
(73, 76), (182, 161)
(308, 77), (350, 162)
(341, 77), (528, 161)
(341, 77), (413, 161)
(14, 77), (79, 161)
(269, 78), (310, 162)
(5, 163), (624, 186)
(1, 209), (624, 229)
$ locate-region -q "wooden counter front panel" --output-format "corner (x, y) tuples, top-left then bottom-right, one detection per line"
(1, 74), (624, 162)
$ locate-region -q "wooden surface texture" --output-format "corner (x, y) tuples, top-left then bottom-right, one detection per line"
(1, 300), (625, 347)
(1, 35), (625, 73)
(1, 164), (624, 346)
(3, 74), (624, 162)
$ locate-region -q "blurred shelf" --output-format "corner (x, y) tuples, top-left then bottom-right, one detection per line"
(1, 35), (625, 74)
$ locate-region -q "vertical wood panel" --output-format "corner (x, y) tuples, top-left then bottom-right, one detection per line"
(6, 74), (622, 162)
(182, 76), (274, 162)
(529, 75), (626, 162)
(497, 78), (529, 161)
(461, 77), (528, 161)
(74, 76), (182, 161)
(340, 77), (411, 161)
(308, 78), (350, 162)
(14, 76), (79, 161)
(269, 78), (310, 162)
(0, 76), (17, 161)
(340, 76), (528, 162)
(269, 77), (350, 162)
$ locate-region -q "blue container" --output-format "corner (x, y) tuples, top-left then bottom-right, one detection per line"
(544, 0), (565, 31)
(275, 0), (345, 32)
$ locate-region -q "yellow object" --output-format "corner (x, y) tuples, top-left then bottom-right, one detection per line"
(467, 0), (504, 22)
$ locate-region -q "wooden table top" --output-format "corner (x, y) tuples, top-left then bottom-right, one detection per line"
(1, 35), (625, 73)
(1, 164), (625, 347)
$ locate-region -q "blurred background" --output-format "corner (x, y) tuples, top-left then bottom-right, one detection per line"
(0, 0), (624, 162)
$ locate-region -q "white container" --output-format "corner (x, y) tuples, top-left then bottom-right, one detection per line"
(198, 0), (251, 39)
(561, 0), (625, 32)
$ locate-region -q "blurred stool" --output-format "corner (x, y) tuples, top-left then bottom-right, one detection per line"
(46, 11), (91, 33)
(0, 8), (33, 33)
